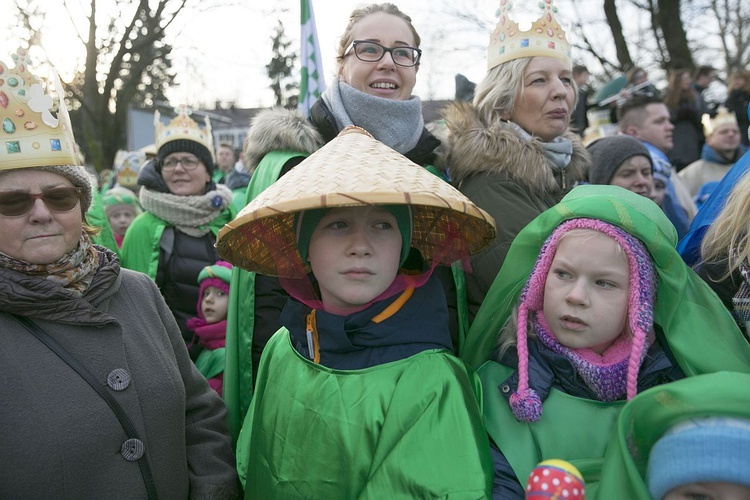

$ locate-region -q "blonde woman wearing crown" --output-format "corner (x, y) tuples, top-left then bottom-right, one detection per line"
(441, 2), (589, 327)
(223, 2), (451, 442)
(0, 50), (238, 498)
(120, 107), (236, 360)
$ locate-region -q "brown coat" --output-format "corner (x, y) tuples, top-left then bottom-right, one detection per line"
(0, 254), (238, 499)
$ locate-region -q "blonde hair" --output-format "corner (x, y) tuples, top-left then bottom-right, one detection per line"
(701, 171), (750, 278)
(473, 58), (530, 124)
(335, 3), (421, 72)
(473, 57), (578, 126)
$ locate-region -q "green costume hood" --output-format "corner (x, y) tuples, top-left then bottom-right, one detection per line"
(597, 371), (750, 499)
(461, 185), (750, 377)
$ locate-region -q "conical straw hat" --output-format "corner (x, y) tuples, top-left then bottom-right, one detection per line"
(216, 126), (496, 277)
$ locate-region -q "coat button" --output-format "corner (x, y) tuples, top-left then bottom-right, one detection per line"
(107, 368), (131, 391)
(501, 384), (511, 394)
(121, 438), (144, 461)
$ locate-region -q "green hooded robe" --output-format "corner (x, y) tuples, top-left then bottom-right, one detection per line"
(597, 371), (750, 499)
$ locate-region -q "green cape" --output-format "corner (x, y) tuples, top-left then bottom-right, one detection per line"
(120, 209), (234, 279)
(597, 371), (750, 499)
(461, 185), (750, 378)
(223, 150), (307, 443)
(237, 330), (493, 498)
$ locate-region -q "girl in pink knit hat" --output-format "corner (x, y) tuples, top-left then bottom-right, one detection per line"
(468, 185), (750, 499)
(187, 260), (232, 395)
(485, 217), (683, 498)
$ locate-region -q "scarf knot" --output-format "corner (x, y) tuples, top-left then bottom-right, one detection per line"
(502, 120), (573, 170)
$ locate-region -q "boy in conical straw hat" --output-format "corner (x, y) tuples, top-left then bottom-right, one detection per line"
(217, 126), (496, 498)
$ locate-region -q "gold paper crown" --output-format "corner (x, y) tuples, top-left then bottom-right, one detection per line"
(702, 107), (738, 137)
(488, 0), (571, 71)
(154, 105), (214, 162)
(0, 48), (81, 171)
(113, 149), (146, 189)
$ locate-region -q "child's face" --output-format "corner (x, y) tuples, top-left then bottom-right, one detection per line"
(107, 205), (136, 236)
(201, 286), (228, 324)
(664, 482), (750, 500)
(543, 230), (630, 354)
(308, 206), (402, 314)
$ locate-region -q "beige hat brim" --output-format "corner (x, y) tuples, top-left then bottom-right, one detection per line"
(217, 127), (496, 277)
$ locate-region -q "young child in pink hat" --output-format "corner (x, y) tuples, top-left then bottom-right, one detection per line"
(187, 260), (231, 395)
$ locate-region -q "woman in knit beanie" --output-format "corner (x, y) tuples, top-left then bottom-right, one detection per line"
(119, 106), (236, 360)
(463, 184), (750, 498)
(187, 261), (232, 395)
(587, 135), (653, 198)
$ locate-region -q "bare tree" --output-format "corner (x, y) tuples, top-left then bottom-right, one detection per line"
(11, 0), (196, 171)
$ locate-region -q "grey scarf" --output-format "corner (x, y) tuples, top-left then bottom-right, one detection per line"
(504, 120), (573, 170)
(322, 79), (424, 154)
(139, 184), (233, 237)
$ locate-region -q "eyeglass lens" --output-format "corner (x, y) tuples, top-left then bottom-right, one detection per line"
(353, 41), (420, 67)
(163, 157), (200, 169)
(0, 187), (81, 217)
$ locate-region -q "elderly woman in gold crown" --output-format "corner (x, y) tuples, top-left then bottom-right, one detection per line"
(120, 106), (235, 360)
(0, 49), (237, 498)
(441, 0), (590, 326)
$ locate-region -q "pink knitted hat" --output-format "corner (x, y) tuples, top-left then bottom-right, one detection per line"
(510, 219), (657, 422)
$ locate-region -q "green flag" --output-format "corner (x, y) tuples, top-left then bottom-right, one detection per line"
(298, 0), (326, 116)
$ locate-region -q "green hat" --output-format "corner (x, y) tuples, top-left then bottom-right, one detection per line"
(295, 205), (413, 267)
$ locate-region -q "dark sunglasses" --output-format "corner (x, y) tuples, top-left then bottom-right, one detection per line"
(0, 187), (82, 217)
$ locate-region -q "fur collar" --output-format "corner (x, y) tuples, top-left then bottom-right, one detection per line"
(242, 107), (324, 172)
(442, 101), (589, 194)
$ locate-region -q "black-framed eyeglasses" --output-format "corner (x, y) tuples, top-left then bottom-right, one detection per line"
(0, 187), (81, 217)
(345, 41), (421, 67)
(162, 156), (202, 171)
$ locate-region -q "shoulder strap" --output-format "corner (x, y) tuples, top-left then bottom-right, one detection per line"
(10, 314), (159, 500)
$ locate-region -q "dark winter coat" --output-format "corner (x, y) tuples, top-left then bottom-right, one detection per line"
(0, 248), (238, 499)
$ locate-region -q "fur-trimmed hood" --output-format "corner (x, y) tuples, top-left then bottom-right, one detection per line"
(242, 107), (324, 173)
(442, 101), (589, 194)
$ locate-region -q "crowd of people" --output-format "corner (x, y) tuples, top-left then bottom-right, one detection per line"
(4, 1), (750, 499)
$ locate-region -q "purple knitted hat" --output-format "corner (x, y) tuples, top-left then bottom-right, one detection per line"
(510, 218), (657, 422)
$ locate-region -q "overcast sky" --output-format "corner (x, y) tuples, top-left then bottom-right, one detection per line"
(2, 0), (697, 110)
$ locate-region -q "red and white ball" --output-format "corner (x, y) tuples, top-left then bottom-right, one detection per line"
(525, 459), (585, 499)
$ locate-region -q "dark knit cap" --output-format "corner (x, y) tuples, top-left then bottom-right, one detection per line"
(587, 135), (652, 185)
(156, 139), (214, 175)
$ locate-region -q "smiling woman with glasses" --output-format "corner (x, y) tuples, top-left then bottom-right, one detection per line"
(120, 107), (236, 360)
(0, 49), (237, 498)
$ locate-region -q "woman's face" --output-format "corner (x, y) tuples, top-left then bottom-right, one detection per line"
(679, 71), (691, 90)
(732, 76), (747, 90)
(0, 169), (82, 264)
(338, 12), (417, 101)
(161, 152), (210, 196)
(510, 57), (575, 142)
